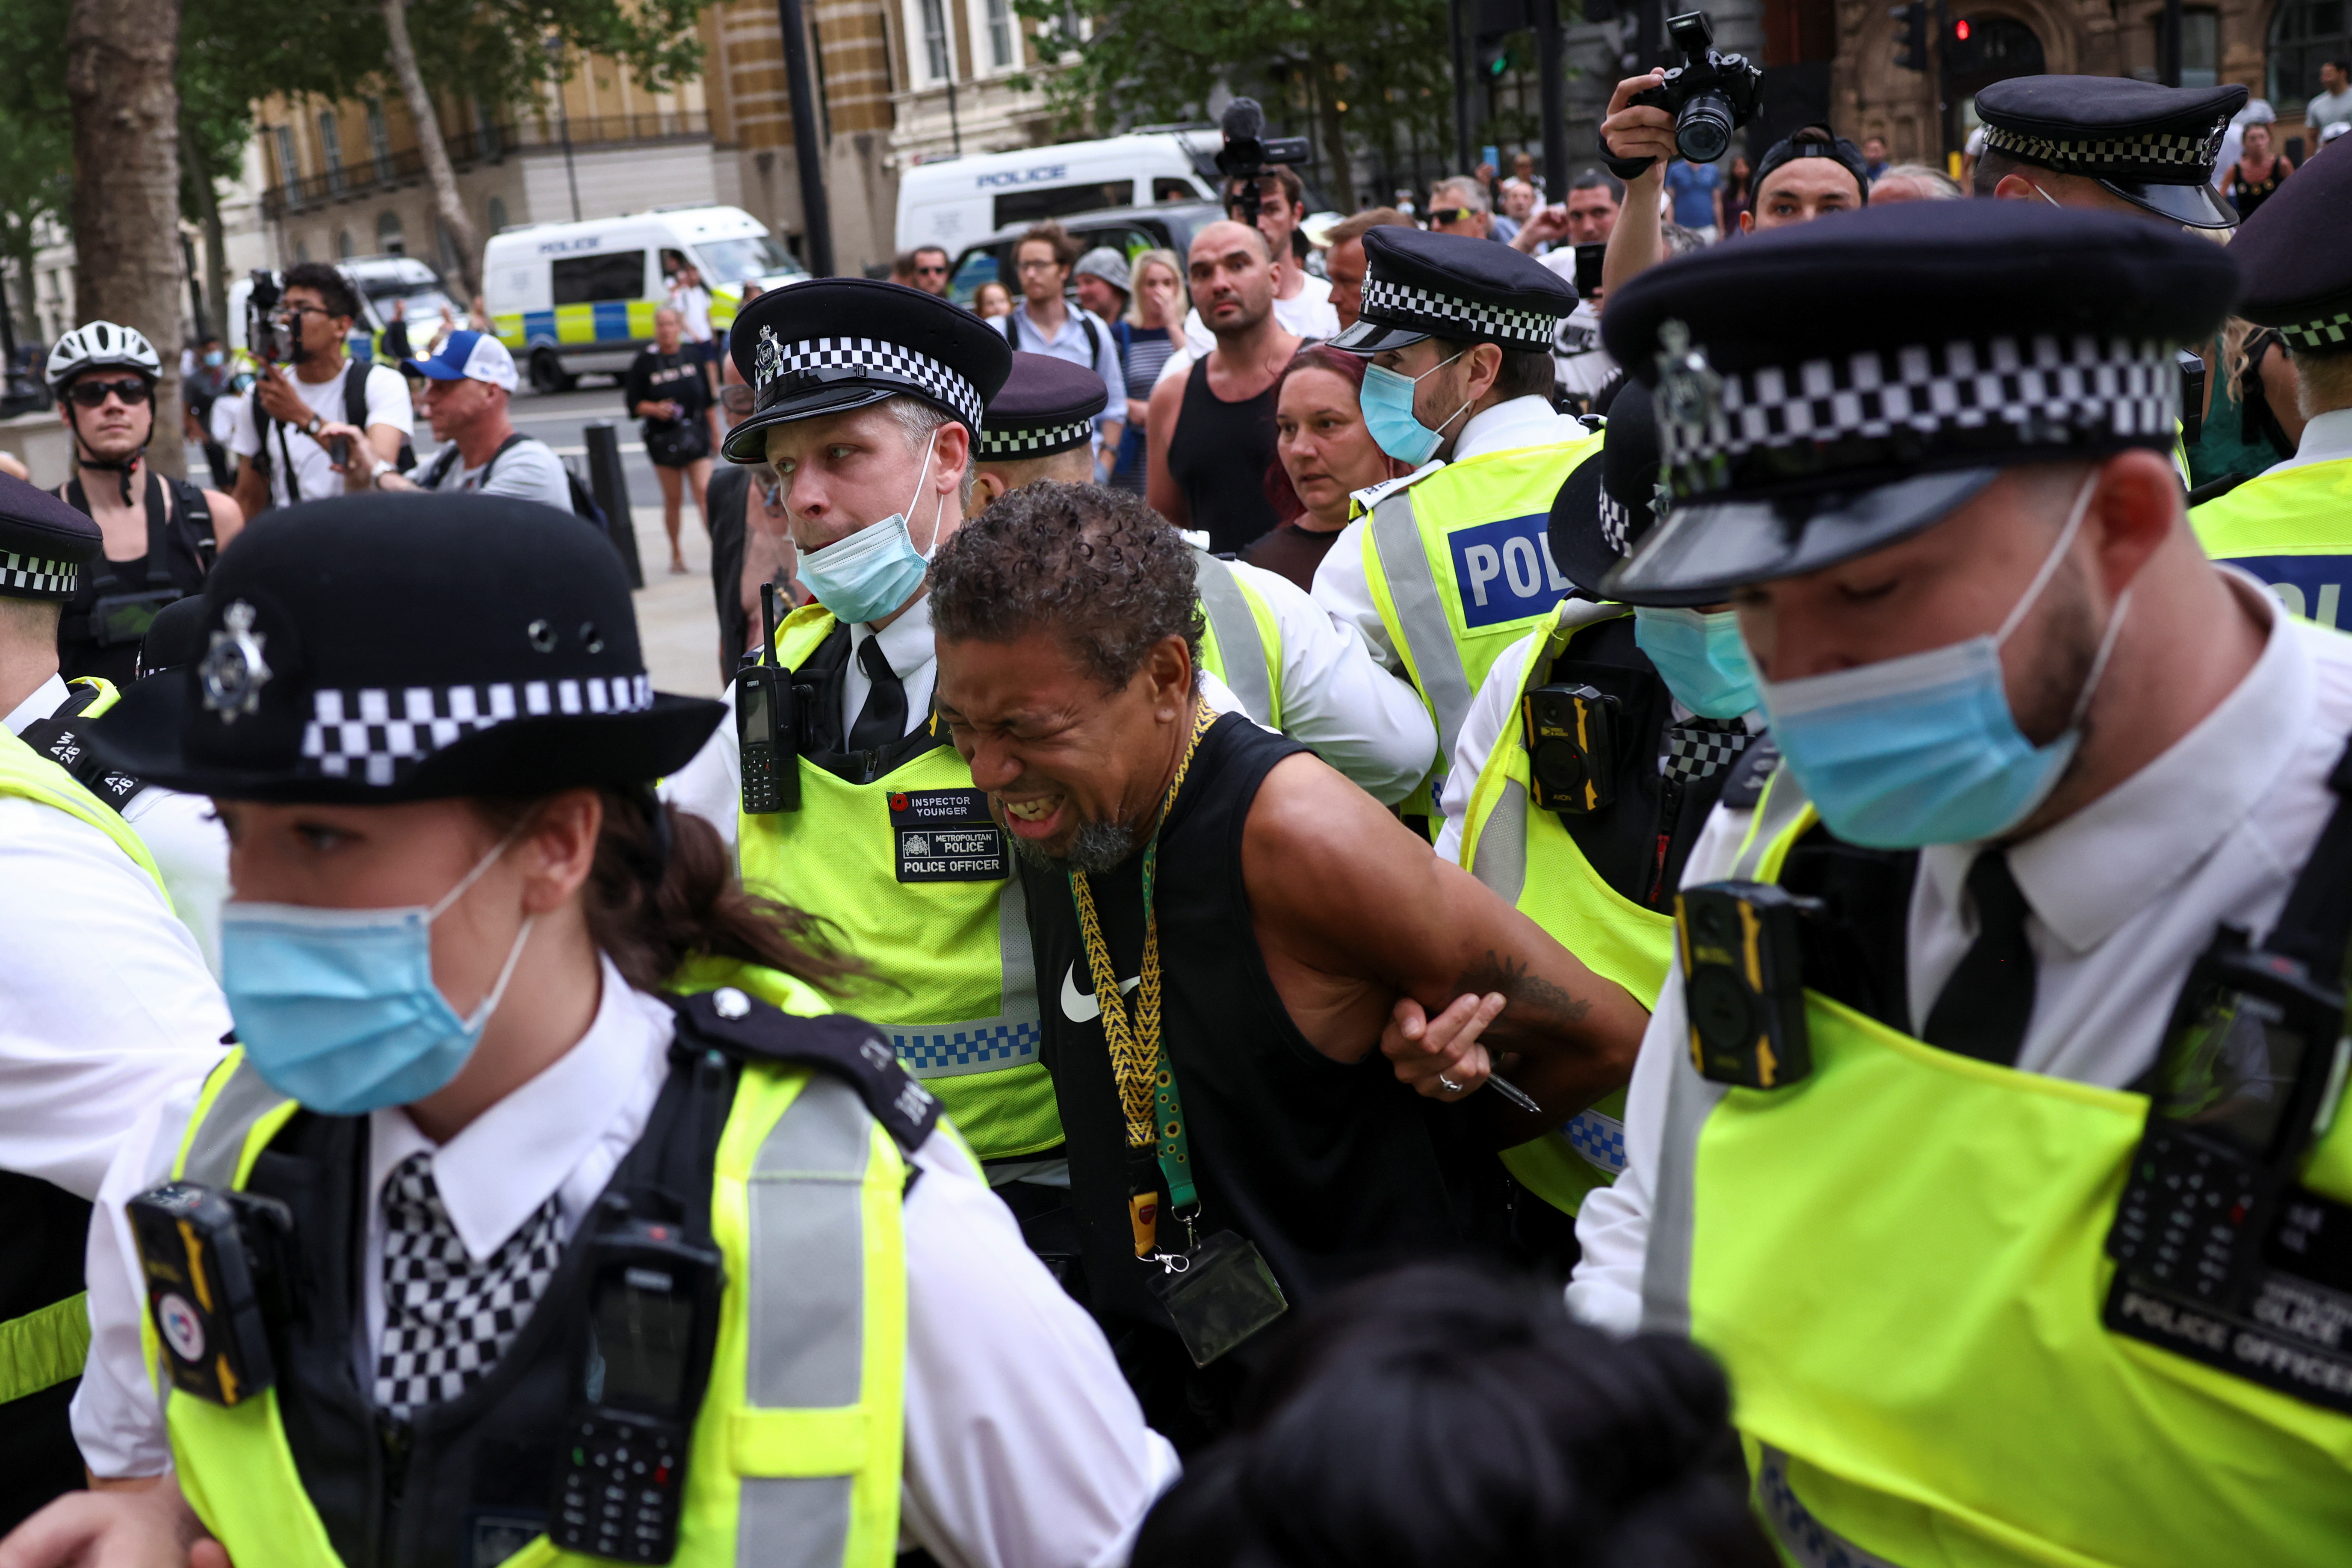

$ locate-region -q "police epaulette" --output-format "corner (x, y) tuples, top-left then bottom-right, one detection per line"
(18, 682), (150, 816)
(1346, 458), (1448, 520)
(668, 989), (940, 1153)
(1717, 731), (1779, 811)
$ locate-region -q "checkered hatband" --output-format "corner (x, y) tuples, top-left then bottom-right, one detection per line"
(302, 673), (655, 786)
(1598, 487), (1637, 556)
(753, 326), (983, 431)
(0, 550), (77, 599)
(1360, 275), (1559, 350)
(2281, 311), (2352, 352)
(975, 416), (1094, 458)
(1981, 117), (2228, 176)
(1657, 334), (2177, 502)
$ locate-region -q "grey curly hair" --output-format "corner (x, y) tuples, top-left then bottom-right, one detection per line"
(928, 481), (1204, 691)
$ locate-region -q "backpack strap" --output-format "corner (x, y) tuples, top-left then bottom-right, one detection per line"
(665, 989), (940, 1153)
(342, 359), (369, 428)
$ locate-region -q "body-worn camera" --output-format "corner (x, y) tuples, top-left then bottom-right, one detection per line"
(127, 1181), (294, 1406)
(1677, 881), (1816, 1088)
(1214, 98), (1312, 190)
(1522, 683), (1619, 815)
(1631, 12), (1764, 165)
(550, 1211), (724, 1564)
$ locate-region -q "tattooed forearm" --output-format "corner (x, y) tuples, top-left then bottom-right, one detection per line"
(1455, 949), (1593, 1025)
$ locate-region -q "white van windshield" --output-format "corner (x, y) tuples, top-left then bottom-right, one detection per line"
(696, 236), (807, 285)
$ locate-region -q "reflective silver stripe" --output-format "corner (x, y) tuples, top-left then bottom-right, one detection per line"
(888, 877), (1043, 1081)
(1469, 777), (1528, 905)
(1195, 552), (1274, 728)
(179, 1057), (289, 1186)
(740, 1074), (878, 1568)
(1640, 768), (1814, 1335)
(1756, 1446), (1906, 1568)
(1370, 490), (1477, 756)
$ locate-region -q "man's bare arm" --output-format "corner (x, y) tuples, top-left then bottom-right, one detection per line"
(1144, 371), (1188, 528)
(1241, 752), (1648, 1138)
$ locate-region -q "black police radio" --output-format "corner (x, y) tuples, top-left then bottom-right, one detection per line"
(1522, 683), (1619, 815)
(739, 582), (804, 814)
(1629, 12), (1764, 165)
(551, 1204), (725, 1562)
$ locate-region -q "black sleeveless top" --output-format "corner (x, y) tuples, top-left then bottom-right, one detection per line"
(1164, 360), (1281, 555)
(1022, 712), (1493, 1341)
(54, 472), (212, 685)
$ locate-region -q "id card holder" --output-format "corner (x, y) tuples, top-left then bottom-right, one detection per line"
(1147, 1230), (1288, 1367)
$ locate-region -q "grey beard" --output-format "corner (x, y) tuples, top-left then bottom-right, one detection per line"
(1008, 816), (1139, 874)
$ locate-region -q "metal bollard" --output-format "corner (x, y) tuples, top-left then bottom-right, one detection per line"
(583, 421), (644, 589)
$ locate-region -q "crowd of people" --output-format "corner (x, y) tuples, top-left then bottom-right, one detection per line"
(2, 54), (2352, 1568)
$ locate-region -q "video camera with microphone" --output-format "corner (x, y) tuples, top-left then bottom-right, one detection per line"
(1215, 98), (1312, 200)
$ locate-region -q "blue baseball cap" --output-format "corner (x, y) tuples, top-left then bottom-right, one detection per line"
(401, 330), (517, 392)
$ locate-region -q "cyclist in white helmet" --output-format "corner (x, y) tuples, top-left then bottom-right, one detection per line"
(45, 321), (242, 687)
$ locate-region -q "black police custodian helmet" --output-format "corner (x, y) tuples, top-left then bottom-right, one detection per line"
(86, 494), (724, 802)
(1596, 200), (2237, 600)
(722, 278), (1014, 464)
(1330, 226), (1576, 356)
(1974, 76), (2245, 229)
(0, 473), (101, 602)
(1546, 384), (1714, 608)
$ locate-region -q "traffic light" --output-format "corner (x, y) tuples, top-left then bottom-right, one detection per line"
(1477, 33), (1523, 80)
(1891, 1), (1929, 71)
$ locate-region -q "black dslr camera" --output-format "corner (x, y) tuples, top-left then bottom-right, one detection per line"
(1631, 12), (1764, 165)
(244, 268), (295, 366)
(1214, 98), (1312, 194)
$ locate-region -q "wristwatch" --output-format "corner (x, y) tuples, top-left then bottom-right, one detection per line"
(303, 414), (325, 438)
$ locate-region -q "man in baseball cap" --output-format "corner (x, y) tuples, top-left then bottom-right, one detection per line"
(322, 330), (576, 514)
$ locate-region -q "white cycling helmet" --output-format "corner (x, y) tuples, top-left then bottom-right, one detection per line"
(46, 320), (163, 393)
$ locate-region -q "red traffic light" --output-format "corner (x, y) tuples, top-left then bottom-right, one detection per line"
(1955, 18), (1971, 37)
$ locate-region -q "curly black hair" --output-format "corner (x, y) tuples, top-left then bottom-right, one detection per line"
(928, 481), (1204, 690)
(281, 260), (361, 322)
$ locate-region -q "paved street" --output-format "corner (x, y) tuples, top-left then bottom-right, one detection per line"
(188, 378), (732, 702)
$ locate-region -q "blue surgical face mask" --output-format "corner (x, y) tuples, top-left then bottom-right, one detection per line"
(220, 832), (537, 1116)
(1756, 473), (2129, 849)
(1360, 351), (1469, 465)
(1633, 606), (1759, 720)
(794, 436), (940, 626)
(203, 349), (225, 367)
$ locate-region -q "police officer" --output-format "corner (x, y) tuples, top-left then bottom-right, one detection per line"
(974, 351), (1437, 797)
(44, 321), (242, 685)
(2191, 134), (2352, 626)
(1571, 199), (2352, 1561)
(1314, 226), (1599, 834)
(13, 494), (1170, 1568)
(1442, 382), (1765, 1229)
(1971, 76), (2246, 227)
(0, 477), (227, 1533)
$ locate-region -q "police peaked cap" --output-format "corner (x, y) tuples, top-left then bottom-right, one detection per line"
(975, 353), (1108, 461)
(1330, 226), (1577, 355)
(1974, 76), (2246, 228)
(1547, 384), (1714, 608)
(86, 494), (725, 802)
(1597, 201), (2238, 599)
(0, 473), (101, 602)
(722, 278), (1014, 464)
(2228, 139), (2352, 352)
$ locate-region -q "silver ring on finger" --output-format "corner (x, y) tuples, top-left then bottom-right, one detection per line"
(1438, 1073), (1465, 1094)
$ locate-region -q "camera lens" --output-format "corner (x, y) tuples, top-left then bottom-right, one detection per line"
(1677, 92), (1734, 164)
(1687, 968), (1756, 1053)
(1533, 738), (1588, 795)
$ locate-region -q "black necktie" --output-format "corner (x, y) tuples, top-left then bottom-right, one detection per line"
(1921, 848), (2037, 1066)
(848, 634), (907, 753)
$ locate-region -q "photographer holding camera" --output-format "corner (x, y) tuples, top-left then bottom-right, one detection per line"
(227, 263), (414, 517)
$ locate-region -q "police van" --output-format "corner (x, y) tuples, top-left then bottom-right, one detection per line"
(894, 130), (1223, 254)
(482, 205), (808, 393)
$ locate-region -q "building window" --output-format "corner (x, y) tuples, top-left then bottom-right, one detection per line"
(294, 237), (310, 262)
(364, 97), (393, 178)
(488, 195), (509, 233)
(337, 228), (355, 258)
(319, 110), (346, 193)
(272, 124), (300, 187)
(986, 0), (1015, 68)
(377, 210), (405, 254)
(2151, 8), (2219, 87)
(917, 0), (951, 80)
(2270, 0), (2352, 107)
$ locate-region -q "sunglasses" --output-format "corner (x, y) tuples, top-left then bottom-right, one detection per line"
(1430, 207), (1479, 224)
(68, 377), (152, 408)
(915, 264), (949, 276)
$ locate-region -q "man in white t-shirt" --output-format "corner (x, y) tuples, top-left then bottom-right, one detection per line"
(1185, 164), (1341, 350)
(322, 330), (576, 515)
(228, 262), (414, 514)
(667, 257), (718, 389)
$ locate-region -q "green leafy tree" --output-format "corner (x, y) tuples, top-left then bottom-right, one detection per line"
(1010, 0), (1452, 212)
(0, 0), (73, 348)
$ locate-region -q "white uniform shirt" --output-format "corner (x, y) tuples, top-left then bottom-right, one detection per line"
(0, 683), (228, 1203)
(227, 360), (415, 509)
(1569, 577), (2352, 1334)
(2263, 405), (2352, 478)
(1183, 272), (1342, 354)
(74, 958), (1178, 1567)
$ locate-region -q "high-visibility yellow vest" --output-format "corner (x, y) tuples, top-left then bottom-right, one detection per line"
(1644, 773), (2352, 1566)
(1456, 604), (1663, 1215)
(1194, 548), (1284, 729)
(159, 966), (910, 1568)
(1350, 431), (1603, 762)
(2192, 456), (2352, 629)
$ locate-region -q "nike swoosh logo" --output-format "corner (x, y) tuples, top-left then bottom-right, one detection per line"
(1060, 960), (1140, 1023)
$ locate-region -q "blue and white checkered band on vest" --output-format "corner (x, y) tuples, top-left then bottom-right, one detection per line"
(975, 416), (1093, 458)
(1980, 116), (2229, 175)
(1359, 275), (1558, 350)
(1654, 331), (2177, 502)
(752, 326), (984, 432)
(0, 550), (77, 598)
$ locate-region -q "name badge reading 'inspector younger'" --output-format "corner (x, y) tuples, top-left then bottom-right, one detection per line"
(889, 788), (1010, 883)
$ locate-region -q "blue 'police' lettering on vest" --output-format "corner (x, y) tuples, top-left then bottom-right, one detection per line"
(2219, 555), (2349, 630)
(1450, 513), (1572, 629)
